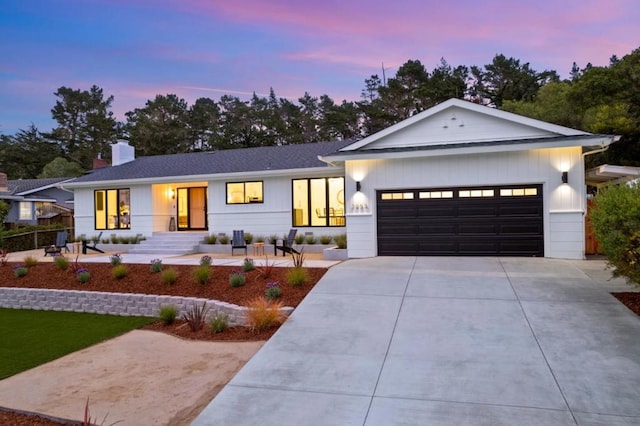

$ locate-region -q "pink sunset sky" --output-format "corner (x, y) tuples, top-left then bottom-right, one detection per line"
(1, 0), (638, 134)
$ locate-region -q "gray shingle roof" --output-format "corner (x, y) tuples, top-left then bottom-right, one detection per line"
(71, 140), (354, 183)
(8, 177), (74, 194)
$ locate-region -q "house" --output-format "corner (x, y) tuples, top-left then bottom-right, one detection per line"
(62, 99), (619, 260)
(0, 174), (74, 227)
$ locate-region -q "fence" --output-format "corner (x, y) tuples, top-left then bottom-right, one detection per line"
(0, 227), (75, 253)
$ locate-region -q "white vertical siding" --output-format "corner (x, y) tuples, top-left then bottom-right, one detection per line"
(344, 146), (586, 259)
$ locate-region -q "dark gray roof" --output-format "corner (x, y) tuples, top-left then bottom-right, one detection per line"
(8, 177), (74, 194)
(71, 140), (355, 183)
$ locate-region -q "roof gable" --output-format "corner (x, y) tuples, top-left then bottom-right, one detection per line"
(342, 99), (588, 152)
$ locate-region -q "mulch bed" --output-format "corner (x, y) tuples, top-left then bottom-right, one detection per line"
(612, 292), (640, 316)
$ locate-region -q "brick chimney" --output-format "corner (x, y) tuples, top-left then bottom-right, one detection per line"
(0, 172), (7, 192)
(111, 140), (135, 166)
(93, 153), (109, 170)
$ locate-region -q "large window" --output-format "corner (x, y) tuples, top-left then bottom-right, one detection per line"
(95, 189), (130, 230)
(19, 202), (32, 220)
(226, 181), (263, 204)
(292, 177), (345, 227)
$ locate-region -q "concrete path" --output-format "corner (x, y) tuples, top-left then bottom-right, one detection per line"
(193, 257), (640, 426)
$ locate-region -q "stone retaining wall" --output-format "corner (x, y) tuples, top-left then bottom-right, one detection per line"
(0, 287), (294, 326)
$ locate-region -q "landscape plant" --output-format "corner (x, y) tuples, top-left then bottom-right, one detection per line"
(23, 255), (38, 267)
(200, 255), (212, 266)
(265, 281), (282, 300)
(161, 268), (178, 285)
(193, 264), (211, 284)
(244, 232), (253, 244)
(112, 264), (128, 279)
(110, 234), (119, 244)
(268, 234), (278, 244)
(76, 268), (90, 283)
(13, 265), (27, 278)
(290, 249), (305, 268)
(218, 234), (229, 244)
(245, 297), (286, 332)
(286, 267), (308, 287)
(109, 253), (122, 266)
(229, 270), (246, 287)
(294, 233), (305, 244)
(150, 258), (163, 273)
(183, 302), (210, 332)
(205, 234), (217, 244)
(0, 249), (8, 266)
(257, 255), (275, 278)
(305, 235), (316, 244)
(54, 255), (70, 270)
(319, 235), (332, 245)
(208, 314), (229, 333)
(590, 182), (640, 284)
(333, 233), (347, 249)
(242, 257), (255, 272)
(158, 305), (178, 325)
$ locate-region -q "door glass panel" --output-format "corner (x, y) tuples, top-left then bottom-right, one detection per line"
(310, 178), (327, 226)
(293, 179), (309, 226)
(189, 188), (206, 228)
(177, 188), (188, 229)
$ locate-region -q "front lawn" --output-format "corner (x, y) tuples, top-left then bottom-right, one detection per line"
(0, 308), (153, 379)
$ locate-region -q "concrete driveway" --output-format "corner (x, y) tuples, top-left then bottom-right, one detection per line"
(193, 257), (640, 426)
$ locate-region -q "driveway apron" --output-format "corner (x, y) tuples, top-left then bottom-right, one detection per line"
(193, 257), (640, 426)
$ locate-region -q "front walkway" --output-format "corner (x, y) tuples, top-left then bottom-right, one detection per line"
(193, 257), (640, 426)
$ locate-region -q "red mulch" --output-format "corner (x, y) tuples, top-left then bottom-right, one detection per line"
(612, 292), (640, 316)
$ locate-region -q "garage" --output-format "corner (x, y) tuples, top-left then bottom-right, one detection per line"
(377, 184), (543, 256)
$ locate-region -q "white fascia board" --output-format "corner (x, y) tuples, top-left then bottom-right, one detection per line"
(60, 166), (345, 189)
(324, 135), (615, 162)
(22, 197), (57, 202)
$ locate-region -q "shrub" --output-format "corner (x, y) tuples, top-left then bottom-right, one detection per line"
(218, 234), (229, 244)
(590, 183), (640, 285)
(13, 265), (27, 277)
(294, 233), (305, 244)
(319, 235), (332, 245)
(255, 235), (265, 243)
(208, 314), (229, 334)
(158, 305), (178, 325)
(109, 253), (122, 266)
(76, 268), (90, 283)
(287, 267), (308, 287)
(193, 265), (211, 284)
(257, 256), (275, 279)
(290, 249), (305, 268)
(305, 235), (316, 244)
(118, 236), (130, 244)
(0, 249), (8, 266)
(183, 302), (210, 332)
(200, 255), (212, 266)
(229, 270), (246, 287)
(161, 268), (179, 285)
(244, 232), (254, 244)
(205, 234), (217, 244)
(150, 258), (163, 273)
(265, 281), (282, 300)
(245, 297), (286, 332)
(23, 256), (38, 268)
(242, 257), (255, 272)
(333, 233), (347, 249)
(112, 264), (128, 279)
(69, 255), (82, 273)
(268, 234), (278, 244)
(110, 234), (119, 244)
(54, 256), (69, 270)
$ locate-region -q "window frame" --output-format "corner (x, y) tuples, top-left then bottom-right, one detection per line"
(291, 177), (345, 227)
(19, 202), (32, 220)
(94, 188), (131, 230)
(225, 181), (264, 204)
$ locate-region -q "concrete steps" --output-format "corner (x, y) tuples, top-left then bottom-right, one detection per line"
(128, 232), (208, 255)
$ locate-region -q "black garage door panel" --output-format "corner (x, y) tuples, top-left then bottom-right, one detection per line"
(377, 185), (543, 257)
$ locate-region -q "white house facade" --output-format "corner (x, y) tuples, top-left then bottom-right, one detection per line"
(62, 99), (618, 260)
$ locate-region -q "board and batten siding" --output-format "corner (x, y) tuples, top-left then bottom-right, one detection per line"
(344, 146), (586, 259)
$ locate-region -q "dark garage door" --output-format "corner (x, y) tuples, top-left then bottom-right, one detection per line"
(377, 185), (543, 256)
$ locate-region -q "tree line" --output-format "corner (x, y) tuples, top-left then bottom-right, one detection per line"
(1, 48), (639, 179)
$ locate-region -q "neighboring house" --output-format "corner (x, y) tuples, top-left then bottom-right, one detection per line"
(0, 175), (75, 227)
(62, 99), (619, 260)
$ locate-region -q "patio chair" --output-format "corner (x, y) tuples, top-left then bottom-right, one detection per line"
(231, 230), (247, 255)
(275, 229), (299, 256)
(44, 231), (69, 256)
(82, 231), (105, 254)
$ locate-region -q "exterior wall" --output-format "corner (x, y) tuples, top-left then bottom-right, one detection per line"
(205, 171), (346, 240)
(344, 146), (586, 260)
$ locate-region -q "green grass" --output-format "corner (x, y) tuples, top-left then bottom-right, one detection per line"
(0, 308), (154, 379)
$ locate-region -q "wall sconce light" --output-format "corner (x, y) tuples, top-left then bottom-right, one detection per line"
(168, 188), (176, 199)
(356, 181), (362, 192)
(561, 171), (568, 184)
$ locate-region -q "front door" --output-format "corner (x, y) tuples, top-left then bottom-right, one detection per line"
(177, 187), (208, 230)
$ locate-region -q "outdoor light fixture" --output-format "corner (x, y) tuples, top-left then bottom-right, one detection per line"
(169, 188), (176, 199)
(356, 181), (362, 192)
(561, 171), (568, 184)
